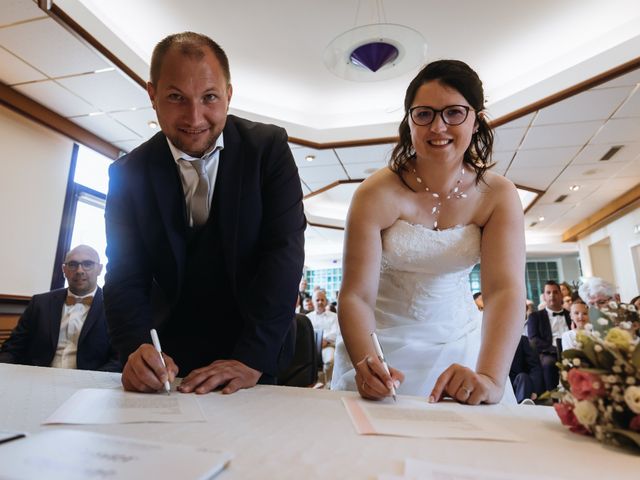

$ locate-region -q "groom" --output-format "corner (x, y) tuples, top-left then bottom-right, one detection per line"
(104, 32), (305, 394)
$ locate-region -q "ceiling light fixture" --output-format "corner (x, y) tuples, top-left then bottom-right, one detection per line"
(569, 185), (580, 191)
(305, 155), (315, 162)
(88, 111), (104, 116)
(94, 67), (115, 74)
(538, 216), (545, 222)
(323, 0), (427, 82)
(147, 120), (158, 129)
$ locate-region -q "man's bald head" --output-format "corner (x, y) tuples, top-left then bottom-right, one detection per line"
(62, 245), (103, 296)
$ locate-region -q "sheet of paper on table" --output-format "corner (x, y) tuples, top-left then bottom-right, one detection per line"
(377, 458), (564, 480)
(0, 429), (231, 480)
(343, 396), (524, 442)
(43, 388), (206, 424)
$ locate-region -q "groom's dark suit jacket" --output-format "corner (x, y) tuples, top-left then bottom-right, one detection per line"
(104, 115), (305, 379)
(527, 309), (571, 354)
(0, 287), (120, 371)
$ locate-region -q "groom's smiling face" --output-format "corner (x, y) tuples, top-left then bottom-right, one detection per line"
(147, 46), (233, 158)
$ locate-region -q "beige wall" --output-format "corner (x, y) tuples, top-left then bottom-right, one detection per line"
(577, 206), (640, 302)
(0, 105), (73, 295)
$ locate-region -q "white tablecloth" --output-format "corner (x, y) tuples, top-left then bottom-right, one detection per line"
(0, 364), (637, 479)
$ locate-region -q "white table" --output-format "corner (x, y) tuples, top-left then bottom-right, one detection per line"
(0, 364), (637, 479)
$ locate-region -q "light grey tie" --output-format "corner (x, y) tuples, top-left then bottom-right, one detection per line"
(189, 159), (210, 226)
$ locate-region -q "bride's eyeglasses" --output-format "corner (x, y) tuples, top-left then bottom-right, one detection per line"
(409, 105), (474, 126)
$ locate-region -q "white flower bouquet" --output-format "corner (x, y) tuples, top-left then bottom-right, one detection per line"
(553, 302), (640, 453)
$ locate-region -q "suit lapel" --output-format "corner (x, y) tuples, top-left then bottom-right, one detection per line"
(215, 118), (243, 289)
(78, 288), (102, 345)
(541, 310), (552, 340)
(48, 289), (66, 353)
(148, 133), (187, 286)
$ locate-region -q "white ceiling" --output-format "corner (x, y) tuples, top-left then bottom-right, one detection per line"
(1, 0), (639, 268)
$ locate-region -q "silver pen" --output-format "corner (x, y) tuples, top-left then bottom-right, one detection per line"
(150, 329), (171, 395)
(370, 331), (397, 402)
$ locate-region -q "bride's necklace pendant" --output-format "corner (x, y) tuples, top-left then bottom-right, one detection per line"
(411, 166), (467, 229)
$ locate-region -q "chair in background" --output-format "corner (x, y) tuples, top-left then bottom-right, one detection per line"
(277, 314), (319, 387)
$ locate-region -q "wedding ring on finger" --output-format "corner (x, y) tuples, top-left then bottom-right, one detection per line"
(461, 385), (473, 396)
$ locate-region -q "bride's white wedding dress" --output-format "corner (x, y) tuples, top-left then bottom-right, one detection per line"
(331, 219), (515, 403)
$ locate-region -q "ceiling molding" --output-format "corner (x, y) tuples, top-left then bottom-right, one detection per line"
(0, 82), (120, 159)
(515, 184), (544, 214)
(307, 222), (345, 231)
(303, 179), (364, 200)
(562, 183), (640, 242)
(44, 3), (146, 89)
(290, 136), (397, 150)
(491, 55), (640, 129)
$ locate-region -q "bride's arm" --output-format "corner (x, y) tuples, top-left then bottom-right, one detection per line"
(431, 176), (525, 404)
(339, 174), (404, 399)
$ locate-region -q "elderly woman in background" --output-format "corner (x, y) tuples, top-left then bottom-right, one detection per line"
(578, 277), (616, 308)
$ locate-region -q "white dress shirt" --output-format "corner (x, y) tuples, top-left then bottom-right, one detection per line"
(546, 307), (569, 342)
(50, 287), (97, 369)
(167, 135), (224, 227)
(306, 310), (339, 344)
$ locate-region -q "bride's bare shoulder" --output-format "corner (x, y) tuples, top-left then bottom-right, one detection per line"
(356, 166), (406, 198)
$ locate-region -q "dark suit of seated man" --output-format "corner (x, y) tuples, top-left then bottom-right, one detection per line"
(509, 335), (544, 403)
(104, 32), (305, 395)
(527, 280), (571, 391)
(0, 245), (119, 371)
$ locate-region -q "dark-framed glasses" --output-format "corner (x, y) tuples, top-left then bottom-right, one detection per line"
(409, 105), (473, 126)
(64, 260), (97, 271)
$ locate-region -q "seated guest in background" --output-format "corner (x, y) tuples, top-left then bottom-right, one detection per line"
(561, 301), (589, 351)
(562, 295), (572, 311)
(473, 292), (483, 311)
(301, 297), (314, 314)
(631, 295), (640, 311)
(509, 334), (544, 403)
(104, 32), (305, 395)
(578, 277), (616, 308)
(0, 245), (119, 371)
(306, 289), (339, 383)
(559, 281), (573, 299)
(525, 299), (535, 317)
(527, 280), (571, 391)
(298, 277), (310, 307)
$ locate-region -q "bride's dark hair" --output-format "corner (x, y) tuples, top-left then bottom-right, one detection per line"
(389, 60), (494, 184)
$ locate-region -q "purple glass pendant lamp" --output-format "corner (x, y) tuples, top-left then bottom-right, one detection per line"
(350, 41), (399, 72)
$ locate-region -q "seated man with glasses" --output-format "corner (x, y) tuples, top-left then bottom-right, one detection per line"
(0, 245), (120, 371)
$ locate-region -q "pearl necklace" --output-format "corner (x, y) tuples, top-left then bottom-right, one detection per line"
(411, 166), (467, 230)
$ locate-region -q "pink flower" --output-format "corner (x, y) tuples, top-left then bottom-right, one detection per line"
(630, 415), (640, 432)
(567, 369), (606, 401)
(554, 402), (590, 435)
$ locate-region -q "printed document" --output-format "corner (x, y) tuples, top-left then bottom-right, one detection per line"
(43, 388), (205, 424)
(343, 396), (523, 441)
(0, 429), (230, 480)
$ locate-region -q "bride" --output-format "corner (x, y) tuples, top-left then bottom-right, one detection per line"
(331, 60), (524, 404)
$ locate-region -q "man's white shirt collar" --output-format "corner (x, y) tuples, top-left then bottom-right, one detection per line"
(166, 134), (224, 163)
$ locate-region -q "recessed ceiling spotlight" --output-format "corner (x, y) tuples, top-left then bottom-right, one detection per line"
(569, 185), (580, 191)
(147, 120), (159, 129)
(305, 155), (315, 162)
(538, 216), (545, 222)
